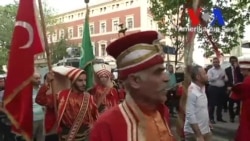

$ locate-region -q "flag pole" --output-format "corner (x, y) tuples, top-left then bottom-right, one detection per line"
(37, 0), (58, 115)
(85, 0), (89, 9)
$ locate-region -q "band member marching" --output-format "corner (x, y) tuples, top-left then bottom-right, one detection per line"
(230, 56), (250, 141)
(36, 66), (98, 141)
(90, 63), (120, 113)
(90, 31), (176, 141)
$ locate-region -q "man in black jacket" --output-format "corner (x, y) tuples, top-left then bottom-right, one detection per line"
(225, 56), (244, 122)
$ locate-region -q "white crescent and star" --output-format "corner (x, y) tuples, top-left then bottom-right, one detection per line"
(15, 21), (34, 49)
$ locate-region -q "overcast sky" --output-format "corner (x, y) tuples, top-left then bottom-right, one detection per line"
(0, 0), (109, 13)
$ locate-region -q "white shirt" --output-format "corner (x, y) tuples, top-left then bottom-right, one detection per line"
(207, 67), (227, 87)
(0, 90), (4, 103)
(184, 82), (210, 134)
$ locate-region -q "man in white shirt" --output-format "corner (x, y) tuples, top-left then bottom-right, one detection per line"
(207, 57), (227, 123)
(184, 65), (212, 141)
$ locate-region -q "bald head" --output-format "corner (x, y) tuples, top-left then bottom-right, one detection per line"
(32, 72), (41, 87)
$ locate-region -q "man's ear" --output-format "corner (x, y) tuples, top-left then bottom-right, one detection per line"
(127, 74), (141, 89)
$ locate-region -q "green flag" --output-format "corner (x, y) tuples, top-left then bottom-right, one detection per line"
(79, 7), (94, 90)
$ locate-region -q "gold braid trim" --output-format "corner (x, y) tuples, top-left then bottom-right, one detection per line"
(3, 76), (33, 141)
(116, 44), (164, 69)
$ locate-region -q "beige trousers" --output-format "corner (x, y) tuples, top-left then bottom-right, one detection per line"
(33, 120), (45, 141)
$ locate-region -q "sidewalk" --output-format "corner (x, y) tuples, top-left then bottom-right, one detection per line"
(170, 112), (239, 141)
(211, 112), (239, 141)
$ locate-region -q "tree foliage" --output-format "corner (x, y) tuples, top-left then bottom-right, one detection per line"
(0, 3), (18, 49)
(150, 0), (250, 58)
(51, 38), (68, 64)
(0, 1), (55, 68)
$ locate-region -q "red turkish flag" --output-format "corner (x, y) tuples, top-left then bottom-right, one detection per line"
(3, 0), (44, 140)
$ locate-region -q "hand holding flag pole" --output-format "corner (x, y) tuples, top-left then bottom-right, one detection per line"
(37, 0), (57, 116)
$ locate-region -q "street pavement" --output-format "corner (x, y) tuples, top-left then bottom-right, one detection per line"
(170, 111), (239, 141)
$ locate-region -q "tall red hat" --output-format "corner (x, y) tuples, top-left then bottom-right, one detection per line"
(52, 66), (84, 83)
(45, 66), (85, 94)
(106, 31), (164, 80)
(93, 63), (111, 78)
(238, 55), (250, 69)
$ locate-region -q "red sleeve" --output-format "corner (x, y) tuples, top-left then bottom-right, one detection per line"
(118, 89), (126, 101)
(230, 92), (242, 100)
(90, 121), (112, 141)
(35, 84), (55, 108)
(111, 88), (120, 105)
(89, 95), (99, 123)
(231, 85), (243, 100)
(177, 85), (183, 97)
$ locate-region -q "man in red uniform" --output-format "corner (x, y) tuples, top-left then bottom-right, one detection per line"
(36, 73), (58, 141)
(90, 31), (176, 141)
(36, 66), (98, 141)
(91, 63), (120, 113)
(230, 56), (250, 141)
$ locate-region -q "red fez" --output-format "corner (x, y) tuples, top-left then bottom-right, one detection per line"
(106, 31), (164, 80)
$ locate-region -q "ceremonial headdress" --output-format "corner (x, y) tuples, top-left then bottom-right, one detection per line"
(93, 63), (111, 78)
(238, 56), (250, 69)
(106, 31), (164, 80)
(230, 56), (250, 97)
(52, 66), (84, 83)
(46, 66), (85, 94)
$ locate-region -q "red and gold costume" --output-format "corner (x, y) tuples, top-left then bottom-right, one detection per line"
(90, 31), (175, 141)
(230, 56), (250, 141)
(91, 63), (121, 112)
(91, 84), (119, 112)
(175, 84), (185, 140)
(36, 66), (98, 141)
(36, 84), (57, 135)
(90, 95), (175, 141)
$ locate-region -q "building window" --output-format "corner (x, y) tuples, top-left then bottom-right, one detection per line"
(60, 29), (64, 39)
(112, 19), (119, 31)
(90, 24), (94, 34)
(52, 31), (57, 42)
(78, 26), (83, 37)
(150, 19), (153, 29)
(101, 44), (106, 56)
(126, 16), (134, 29)
(68, 28), (73, 38)
(91, 42), (95, 55)
(95, 44), (99, 56)
(100, 21), (106, 33)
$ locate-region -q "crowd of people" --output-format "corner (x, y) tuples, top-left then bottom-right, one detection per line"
(0, 30), (249, 141)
